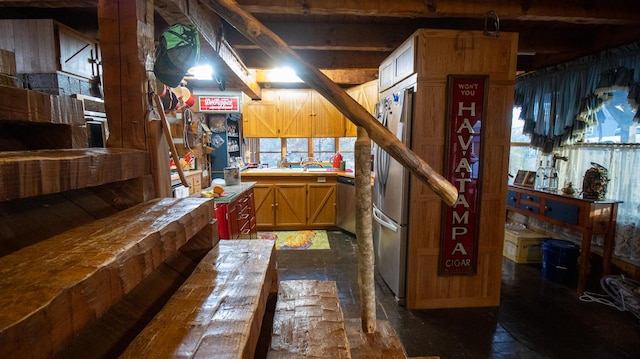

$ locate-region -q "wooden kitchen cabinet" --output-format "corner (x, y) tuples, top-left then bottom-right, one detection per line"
(249, 178), (336, 230)
(215, 188), (258, 239)
(278, 89), (313, 137)
(242, 89), (347, 138)
(307, 183), (336, 226)
(345, 80), (379, 136)
(275, 183), (308, 226)
(252, 184), (277, 227)
(311, 92), (345, 137)
(243, 100), (278, 137)
(253, 183), (307, 227)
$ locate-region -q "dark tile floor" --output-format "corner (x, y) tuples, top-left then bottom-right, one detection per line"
(275, 230), (640, 359)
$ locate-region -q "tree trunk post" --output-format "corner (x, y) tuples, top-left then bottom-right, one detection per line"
(356, 126), (376, 333)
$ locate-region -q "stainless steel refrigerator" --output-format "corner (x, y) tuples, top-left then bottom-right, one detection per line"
(372, 86), (414, 305)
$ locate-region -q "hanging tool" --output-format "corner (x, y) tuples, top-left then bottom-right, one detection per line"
(152, 94), (189, 188)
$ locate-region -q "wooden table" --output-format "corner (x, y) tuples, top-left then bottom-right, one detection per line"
(506, 185), (621, 294)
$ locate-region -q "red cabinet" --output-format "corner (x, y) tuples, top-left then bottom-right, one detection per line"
(215, 188), (257, 240)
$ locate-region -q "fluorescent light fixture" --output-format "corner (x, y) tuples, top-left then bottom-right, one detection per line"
(266, 67), (302, 82)
(186, 65), (213, 80)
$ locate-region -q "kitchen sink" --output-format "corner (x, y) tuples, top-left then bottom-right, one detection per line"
(246, 167), (304, 173)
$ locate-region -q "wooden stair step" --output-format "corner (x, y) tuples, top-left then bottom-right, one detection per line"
(120, 239), (277, 359)
(344, 318), (408, 359)
(268, 280), (351, 358)
(0, 197), (215, 359)
(0, 148), (150, 202)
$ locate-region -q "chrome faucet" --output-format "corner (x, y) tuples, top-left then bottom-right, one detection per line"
(300, 157), (321, 171)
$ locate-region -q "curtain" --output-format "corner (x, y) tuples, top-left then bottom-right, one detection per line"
(514, 42), (640, 152)
(554, 145), (640, 260)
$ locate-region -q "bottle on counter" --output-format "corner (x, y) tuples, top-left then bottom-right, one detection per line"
(548, 167), (558, 192)
(542, 160), (551, 190)
(535, 160), (545, 190)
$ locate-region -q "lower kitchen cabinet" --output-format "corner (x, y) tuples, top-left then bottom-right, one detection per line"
(252, 182), (336, 230)
(215, 188), (257, 239)
(307, 183), (336, 226)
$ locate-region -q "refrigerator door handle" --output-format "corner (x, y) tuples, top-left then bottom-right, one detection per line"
(373, 206), (399, 232)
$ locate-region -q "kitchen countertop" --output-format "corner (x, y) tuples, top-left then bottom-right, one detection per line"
(200, 181), (256, 204)
(241, 167), (354, 178)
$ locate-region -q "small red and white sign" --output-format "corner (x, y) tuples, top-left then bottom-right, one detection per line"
(198, 95), (241, 113)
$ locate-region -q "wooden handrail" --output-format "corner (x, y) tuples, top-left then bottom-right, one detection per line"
(202, 0), (458, 206)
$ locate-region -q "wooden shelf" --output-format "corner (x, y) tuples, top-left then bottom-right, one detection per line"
(0, 148), (150, 202)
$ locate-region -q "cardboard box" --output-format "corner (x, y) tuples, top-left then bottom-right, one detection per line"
(503, 228), (548, 263)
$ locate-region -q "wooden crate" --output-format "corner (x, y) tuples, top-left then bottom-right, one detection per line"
(503, 229), (548, 264)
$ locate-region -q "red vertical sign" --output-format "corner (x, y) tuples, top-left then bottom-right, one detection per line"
(439, 75), (487, 275)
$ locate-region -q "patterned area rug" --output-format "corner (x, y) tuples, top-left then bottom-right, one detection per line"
(257, 230), (330, 250)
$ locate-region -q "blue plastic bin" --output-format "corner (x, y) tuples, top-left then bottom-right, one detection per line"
(541, 239), (580, 285)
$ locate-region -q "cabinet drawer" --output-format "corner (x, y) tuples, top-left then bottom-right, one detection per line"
(519, 203), (540, 215)
(506, 190), (517, 207)
(521, 193), (541, 204)
(544, 199), (579, 225)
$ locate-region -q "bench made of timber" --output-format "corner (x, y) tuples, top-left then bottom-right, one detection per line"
(0, 197), (215, 359)
(120, 239), (276, 359)
(268, 280), (351, 358)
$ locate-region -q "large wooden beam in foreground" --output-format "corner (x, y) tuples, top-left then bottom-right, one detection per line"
(203, 0), (458, 206)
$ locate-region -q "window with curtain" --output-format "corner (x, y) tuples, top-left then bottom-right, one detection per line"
(511, 42), (640, 262)
(514, 41), (640, 152)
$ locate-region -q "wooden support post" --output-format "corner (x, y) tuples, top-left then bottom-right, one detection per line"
(356, 126), (376, 333)
(202, 0), (457, 206)
(98, 0), (172, 197)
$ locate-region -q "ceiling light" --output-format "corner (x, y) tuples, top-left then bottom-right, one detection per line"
(186, 65), (213, 80)
(266, 67), (302, 82)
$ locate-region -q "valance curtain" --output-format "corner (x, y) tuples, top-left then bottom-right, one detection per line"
(514, 42), (640, 152)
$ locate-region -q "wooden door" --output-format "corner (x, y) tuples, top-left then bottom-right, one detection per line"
(277, 89), (312, 137)
(345, 80), (379, 136)
(252, 184), (276, 227)
(307, 183), (336, 226)
(312, 92), (345, 137)
(275, 183), (307, 226)
(243, 102), (278, 137)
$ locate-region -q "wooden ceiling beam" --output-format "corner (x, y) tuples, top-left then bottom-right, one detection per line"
(236, 0), (639, 25)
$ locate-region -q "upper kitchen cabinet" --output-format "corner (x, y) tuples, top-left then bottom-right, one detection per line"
(277, 89), (313, 137)
(345, 80), (379, 136)
(243, 91), (278, 137)
(242, 88), (346, 138)
(378, 36), (415, 92)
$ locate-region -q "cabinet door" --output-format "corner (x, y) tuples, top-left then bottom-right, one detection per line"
(307, 183), (336, 226)
(312, 93), (345, 137)
(345, 80), (379, 136)
(253, 184), (276, 226)
(275, 183), (307, 226)
(277, 89), (312, 137)
(243, 102), (278, 137)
